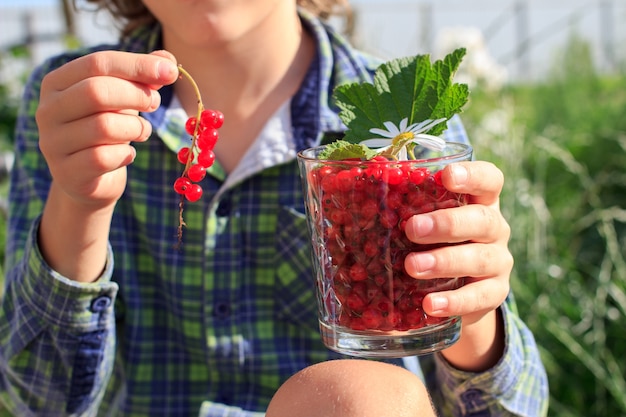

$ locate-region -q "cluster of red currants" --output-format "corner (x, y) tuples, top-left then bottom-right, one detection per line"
(308, 158), (466, 332)
(173, 109), (224, 202)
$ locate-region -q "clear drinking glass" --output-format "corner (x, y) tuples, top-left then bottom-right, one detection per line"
(297, 142), (473, 357)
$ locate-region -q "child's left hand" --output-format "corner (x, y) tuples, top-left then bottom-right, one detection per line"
(403, 160), (513, 370)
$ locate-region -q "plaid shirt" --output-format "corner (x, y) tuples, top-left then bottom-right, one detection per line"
(1, 10), (548, 417)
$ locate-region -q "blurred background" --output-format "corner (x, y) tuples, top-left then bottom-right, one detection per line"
(1, 0), (625, 416)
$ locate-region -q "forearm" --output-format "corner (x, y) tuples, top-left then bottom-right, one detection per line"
(39, 182), (114, 282)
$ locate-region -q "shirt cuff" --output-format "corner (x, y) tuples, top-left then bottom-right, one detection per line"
(433, 302), (539, 415)
(15, 217), (119, 332)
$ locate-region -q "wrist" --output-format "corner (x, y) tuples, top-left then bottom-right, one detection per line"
(39, 183), (115, 282)
(440, 308), (505, 372)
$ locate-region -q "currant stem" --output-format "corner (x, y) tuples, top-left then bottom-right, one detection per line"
(177, 65), (205, 175)
(175, 65), (206, 247)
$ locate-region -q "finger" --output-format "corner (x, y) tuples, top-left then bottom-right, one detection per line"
(39, 112), (152, 159)
(405, 204), (510, 245)
(422, 277), (510, 318)
(51, 143), (136, 194)
(44, 76), (162, 123)
(147, 50), (178, 90)
(404, 242), (514, 281)
(439, 161), (504, 206)
(41, 50), (179, 94)
(149, 49), (177, 64)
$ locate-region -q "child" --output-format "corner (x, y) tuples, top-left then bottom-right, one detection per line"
(1, 0), (548, 415)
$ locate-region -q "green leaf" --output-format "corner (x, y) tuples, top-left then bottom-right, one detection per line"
(317, 140), (377, 160)
(334, 47), (469, 142)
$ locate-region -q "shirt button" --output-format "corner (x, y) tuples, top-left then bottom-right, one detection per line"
(90, 296), (112, 312)
(461, 388), (487, 409)
(213, 302), (231, 319)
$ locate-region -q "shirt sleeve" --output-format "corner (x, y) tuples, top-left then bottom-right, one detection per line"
(0, 55), (119, 416)
(442, 114), (470, 145)
(427, 298), (550, 417)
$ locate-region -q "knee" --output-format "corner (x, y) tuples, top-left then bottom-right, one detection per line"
(266, 359), (437, 417)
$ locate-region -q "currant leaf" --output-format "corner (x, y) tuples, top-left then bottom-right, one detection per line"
(333, 48), (469, 144)
(317, 140), (378, 161)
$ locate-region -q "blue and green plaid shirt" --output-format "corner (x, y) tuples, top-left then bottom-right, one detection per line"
(1, 10), (548, 417)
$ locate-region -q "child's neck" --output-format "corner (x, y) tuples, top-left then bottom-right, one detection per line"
(168, 8), (315, 173)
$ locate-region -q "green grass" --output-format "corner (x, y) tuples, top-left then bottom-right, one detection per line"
(461, 37), (626, 416)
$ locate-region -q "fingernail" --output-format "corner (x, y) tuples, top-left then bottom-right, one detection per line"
(150, 90), (161, 110)
(157, 61), (177, 80)
(411, 215), (434, 238)
(430, 295), (449, 313)
(413, 253), (436, 272)
(450, 164), (468, 186)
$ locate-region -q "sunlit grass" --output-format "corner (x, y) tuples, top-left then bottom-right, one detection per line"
(462, 37), (626, 415)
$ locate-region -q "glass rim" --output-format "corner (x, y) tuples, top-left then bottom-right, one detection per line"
(297, 141), (473, 164)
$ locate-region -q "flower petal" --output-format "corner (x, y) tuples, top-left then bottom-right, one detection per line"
(360, 139), (394, 148)
(405, 122), (420, 132)
(368, 128), (396, 138)
(383, 121), (400, 135)
(412, 134), (446, 151)
(411, 118), (448, 135)
(398, 118), (409, 132)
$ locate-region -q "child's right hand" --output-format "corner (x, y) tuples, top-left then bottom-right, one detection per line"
(36, 50), (179, 209)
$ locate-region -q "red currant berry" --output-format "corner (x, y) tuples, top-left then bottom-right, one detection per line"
(385, 190), (404, 209)
(198, 128), (219, 151)
(200, 109), (225, 129)
(379, 209), (399, 229)
(200, 109), (216, 126)
(335, 168), (359, 192)
(363, 240), (379, 257)
(187, 164), (207, 182)
(213, 110), (225, 129)
(177, 147), (193, 165)
(382, 166), (405, 185)
(173, 176), (192, 195)
(198, 150), (216, 168)
(359, 199), (379, 221)
(409, 167), (429, 185)
(433, 169), (444, 186)
(346, 292), (367, 312)
(365, 165), (383, 180)
(184, 183), (203, 202)
(349, 263), (368, 282)
(185, 117), (199, 135)
(320, 173), (337, 193)
(371, 155), (389, 162)
(403, 309), (425, 328)
(361, 308), (383, 329)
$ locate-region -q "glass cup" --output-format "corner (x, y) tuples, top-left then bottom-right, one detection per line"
(297, 142), (473, 357)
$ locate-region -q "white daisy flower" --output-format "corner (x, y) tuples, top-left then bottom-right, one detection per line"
(360, 117), (448, 158)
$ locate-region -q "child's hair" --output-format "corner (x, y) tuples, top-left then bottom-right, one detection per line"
(80, 0), (352, 38)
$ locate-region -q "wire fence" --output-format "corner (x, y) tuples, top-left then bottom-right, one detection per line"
(347, 0), (626, 82)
